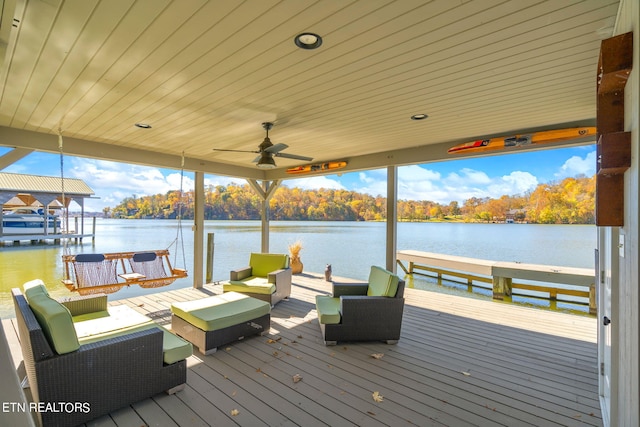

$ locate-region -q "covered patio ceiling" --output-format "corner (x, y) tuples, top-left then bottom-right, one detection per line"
(0, 0), (618, 180)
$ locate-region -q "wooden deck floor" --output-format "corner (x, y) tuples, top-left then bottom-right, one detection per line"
(3, 273), (601, 427)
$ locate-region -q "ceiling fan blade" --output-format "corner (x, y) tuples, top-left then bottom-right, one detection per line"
(252, 154), (263, 163)
(213, 148), (259, 154)
(274, 152), (313, 161)
(264, 143), (288, 154)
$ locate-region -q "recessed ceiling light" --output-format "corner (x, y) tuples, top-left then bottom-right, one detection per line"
(411, 114), (428, 120)
(135, 123), (152, 129)
(294, 32), (323, 50)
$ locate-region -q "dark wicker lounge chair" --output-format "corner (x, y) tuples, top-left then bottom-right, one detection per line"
(315, 266), (405, 345)
(12, 287), (188, 427)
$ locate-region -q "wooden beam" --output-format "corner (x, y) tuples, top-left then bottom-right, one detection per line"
(193, 172), (204, 288)
(386, 166), (397, 273)
(0, 127), (264, 179)
(0, 148), (34, 170)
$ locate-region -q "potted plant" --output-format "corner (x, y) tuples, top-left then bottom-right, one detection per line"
(288, 240), (303, 274)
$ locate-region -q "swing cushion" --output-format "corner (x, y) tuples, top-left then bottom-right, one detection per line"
(132, 252), (157, 262)
(75, 253), (106, 263)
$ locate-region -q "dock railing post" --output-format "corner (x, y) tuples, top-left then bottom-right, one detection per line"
(589, 283), (597, 315)
(206, 232), (214, 284)
(492, 276), (512, 300)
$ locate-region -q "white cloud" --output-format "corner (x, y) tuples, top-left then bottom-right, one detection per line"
(353, 165), (538, 204)
(358, 172), (376, 184)
(556, 151), (596, 178)
(285, 176), (345, 190)
(487, 171), (538, 197)
(68, 159), (197, 211)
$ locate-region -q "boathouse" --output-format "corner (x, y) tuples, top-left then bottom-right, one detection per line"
(0, 1), (637, 426)
(0, 172), (95, 240)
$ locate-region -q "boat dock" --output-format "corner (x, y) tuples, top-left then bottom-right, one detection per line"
(397, 250), (596, 314)
(2, 273), (601, 426)
(0, 232), (95, 245)
(0, 217), (96, 245)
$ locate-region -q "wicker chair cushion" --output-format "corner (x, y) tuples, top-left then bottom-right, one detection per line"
(367, 266), (400, 297)
(315, 296), (341, 325)
(171, 291), (271, 332)
(249, 253), (289, 277)
(225, 276), (276, 295)
(23, 279), (50, 300)
(27, 292), (80, 354)
(73, 305), (154, 338)
(78, 322), (192, 364)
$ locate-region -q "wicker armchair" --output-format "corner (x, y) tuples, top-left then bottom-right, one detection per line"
(315, 266), (405, 345)
(11, 287), (188, 427)
(224, 253), (292, 306)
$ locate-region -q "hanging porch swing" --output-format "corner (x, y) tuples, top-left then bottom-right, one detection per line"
(58, 131), (189, 295)
(62, 250), (188, 295)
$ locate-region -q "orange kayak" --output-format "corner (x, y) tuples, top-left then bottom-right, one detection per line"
(448, 127), (596, 154)
(286, 161), (347, 174)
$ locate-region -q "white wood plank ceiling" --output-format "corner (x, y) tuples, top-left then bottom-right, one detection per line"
(0, 0), (620, 178)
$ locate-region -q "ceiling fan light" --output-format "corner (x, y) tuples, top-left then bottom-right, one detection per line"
(257, 155), (276, 169)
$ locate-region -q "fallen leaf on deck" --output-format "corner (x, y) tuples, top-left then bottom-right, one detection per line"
(297, 335), (303, 339)
(462, 371), (471, 376)
(225, 347), (231, 352)
(231, 409), (239, 416)
(292, 374), (302, 383)
(370, 353), (384, 359)
(372, 391), (384, 403)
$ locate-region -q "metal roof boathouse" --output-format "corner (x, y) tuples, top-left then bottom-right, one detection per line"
(0, 172), (95, 243)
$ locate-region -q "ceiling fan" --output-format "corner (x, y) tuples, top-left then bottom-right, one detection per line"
(213, 122), (313, 169)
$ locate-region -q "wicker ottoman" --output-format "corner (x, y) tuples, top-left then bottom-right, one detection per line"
(170, 292), (271, 354)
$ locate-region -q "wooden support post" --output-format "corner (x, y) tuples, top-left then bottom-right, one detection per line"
(492, 276), (512, 300)
(206, 232), (215, 284)
(589, 283), (597, 315)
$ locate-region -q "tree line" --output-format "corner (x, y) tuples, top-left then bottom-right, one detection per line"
(106, 175), (595, 224)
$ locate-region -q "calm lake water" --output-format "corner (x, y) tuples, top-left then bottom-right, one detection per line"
(0, 220), (596, 318)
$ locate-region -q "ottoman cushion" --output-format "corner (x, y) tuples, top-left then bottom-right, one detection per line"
(171, 292), (271, 332)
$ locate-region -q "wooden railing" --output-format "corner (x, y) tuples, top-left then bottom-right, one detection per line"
(396, 250), (596, 314)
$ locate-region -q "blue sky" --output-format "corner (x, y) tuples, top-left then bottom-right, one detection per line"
(1, 145), (596, 212)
